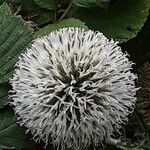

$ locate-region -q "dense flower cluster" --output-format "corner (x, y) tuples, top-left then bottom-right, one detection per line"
(10, 27), (137, 150)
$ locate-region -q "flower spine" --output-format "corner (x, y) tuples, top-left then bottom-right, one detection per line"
(10, 27), (137, 150)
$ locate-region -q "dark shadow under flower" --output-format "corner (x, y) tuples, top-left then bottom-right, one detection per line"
(137, 63), (150, 125)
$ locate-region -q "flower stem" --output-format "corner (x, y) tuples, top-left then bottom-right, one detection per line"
(135, 109), (150, 138)
(53, 0), (58, 22)
(58, 1), (73, 22)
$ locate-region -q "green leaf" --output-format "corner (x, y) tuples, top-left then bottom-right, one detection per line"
(121, 15), (150, 65)
(142, 140), (150, 150)
(0, 3), (33, 85)
(74, 0), (150, 42)
(0, 108), (36, 149)
(0, 85), (9, 109)
(34, 18), (88, 38)
(0, 0), (53, 26)
(33, 0), (55, 10)
(73, 0), (110, 8)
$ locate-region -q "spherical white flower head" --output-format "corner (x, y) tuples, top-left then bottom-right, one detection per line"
(10, 27), (137, 150)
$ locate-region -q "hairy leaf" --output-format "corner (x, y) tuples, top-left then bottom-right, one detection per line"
(0, 108), (36, 149)
(73, 0), (110, 8)
(0, 3), (33, 85)
(34, 18), (88, 38)
(0, 3), (33, 109)
(0, 85), (9, 109)
(74, 0), (150, 42)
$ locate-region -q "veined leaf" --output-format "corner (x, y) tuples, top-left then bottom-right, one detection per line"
(0, 3), (33, 85)
(34, 18), (88, 38)
(0, 108), (36, 149)
(74, 0), (150, 42)
(0, 3), (33, 108)
(0, 85), (9, 109)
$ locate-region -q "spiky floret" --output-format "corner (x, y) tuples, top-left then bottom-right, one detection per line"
(10, 27), (137, 150)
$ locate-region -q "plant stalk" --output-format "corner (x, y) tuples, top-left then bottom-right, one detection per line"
(58, 0), (73, 22)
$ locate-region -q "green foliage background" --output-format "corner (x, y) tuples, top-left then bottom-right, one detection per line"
(0, 0), (150, 149)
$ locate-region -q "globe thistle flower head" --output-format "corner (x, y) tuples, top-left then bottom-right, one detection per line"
(10, 27), (137, 150)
